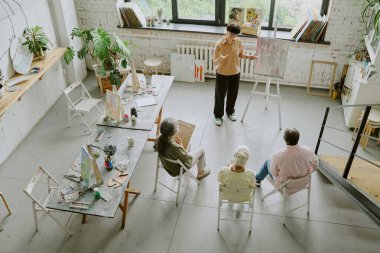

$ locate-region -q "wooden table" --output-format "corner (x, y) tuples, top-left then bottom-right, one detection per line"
(97, 74), (174, 141)
(0, 47), (66, 118)
(46, 127), (150, 229)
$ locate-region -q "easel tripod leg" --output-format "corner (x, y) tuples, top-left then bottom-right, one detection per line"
(276, 79), (282, 130)
(241, 80), (259, 122)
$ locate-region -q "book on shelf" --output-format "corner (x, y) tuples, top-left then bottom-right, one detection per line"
(116, 0), (146, 27)
(293, 14), (328, 43)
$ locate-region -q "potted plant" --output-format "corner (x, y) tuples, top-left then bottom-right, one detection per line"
(64, 27), (132, 89)
(362, 1), (380, 35)
(22, 26), (50, 60)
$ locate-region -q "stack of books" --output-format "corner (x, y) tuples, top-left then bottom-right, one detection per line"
(116, 1), (146, 28)
(291, 15), (328, 43)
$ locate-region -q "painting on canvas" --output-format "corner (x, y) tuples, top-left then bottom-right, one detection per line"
(245, 8), (263, 28)
(254, 38), (289, 78)
(106, 90), (122, 121)
(171, 53), (196, 82)
(228, 7), (245, 26)
(194, 60), (205, 82)
(80, 146), (93, 189)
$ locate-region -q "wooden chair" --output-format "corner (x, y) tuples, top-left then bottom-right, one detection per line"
(63, 81), (102, 134)
(0, 192), (11, 215)
(23, 166), (73, 236)
(261, 174), (311, 225)
(154, 155), (199, 205)
(217, 184), (255, 233)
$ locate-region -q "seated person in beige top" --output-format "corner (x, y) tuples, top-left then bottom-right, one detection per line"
(154, 118), (210, 180)
(218, 145), (256, 202)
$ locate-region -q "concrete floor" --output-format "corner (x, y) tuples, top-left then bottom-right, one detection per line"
(0, 72), (379, 253)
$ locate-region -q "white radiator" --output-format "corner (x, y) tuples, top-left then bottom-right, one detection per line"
(176, 44), (256, 80)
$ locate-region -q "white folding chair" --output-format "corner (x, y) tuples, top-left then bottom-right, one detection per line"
(261, 174), (311, 225)
(63, 81), (102, 134)
(23, 166), (73, 236)
(154, 155), (200, 205)
(217, 184), (255, 233)
(0, 192), (11, 215)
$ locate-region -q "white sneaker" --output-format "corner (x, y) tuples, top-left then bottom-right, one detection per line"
(227, 113), (237, 121)
(214, 118), (223, 126)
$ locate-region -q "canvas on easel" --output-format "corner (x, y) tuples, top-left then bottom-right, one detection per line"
(81, 146), (103, 189)
(106, 90), (122, 121)
(177, 120), (195, 151)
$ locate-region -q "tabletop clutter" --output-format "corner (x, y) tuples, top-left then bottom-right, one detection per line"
(58, 73), (162, 211)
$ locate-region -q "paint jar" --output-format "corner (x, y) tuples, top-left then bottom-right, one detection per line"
(131, 115), (137, 126)
(123, 113), (129, 122)
(94, 187), (101, 199)
(127, 136), (134, 148)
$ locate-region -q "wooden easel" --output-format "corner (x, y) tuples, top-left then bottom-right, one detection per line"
(241, 77), (282, 130)
(241, 29), (287, 130)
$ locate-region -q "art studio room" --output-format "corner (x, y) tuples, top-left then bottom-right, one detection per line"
(0, 0), (380, 252)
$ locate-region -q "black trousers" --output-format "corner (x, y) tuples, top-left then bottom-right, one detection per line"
(214, 72), (240, 118)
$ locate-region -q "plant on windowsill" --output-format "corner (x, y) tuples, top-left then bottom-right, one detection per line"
(362, 0), (380, 35)
(63, 27), (132, 89)
(22, 26), (50, 60)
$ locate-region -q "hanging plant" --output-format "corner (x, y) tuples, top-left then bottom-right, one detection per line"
(362, 0), (380, 35)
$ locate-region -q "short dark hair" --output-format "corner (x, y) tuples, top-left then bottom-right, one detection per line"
(227, 24), (241, 34)
(283, 128), (300, 146)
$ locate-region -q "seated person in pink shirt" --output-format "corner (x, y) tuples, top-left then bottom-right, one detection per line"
(255, 128), (318, 193)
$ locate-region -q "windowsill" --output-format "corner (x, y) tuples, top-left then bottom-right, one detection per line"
(118, 23), (330, 45)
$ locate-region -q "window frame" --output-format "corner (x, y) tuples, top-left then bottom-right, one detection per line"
(170, 0), (330, 31)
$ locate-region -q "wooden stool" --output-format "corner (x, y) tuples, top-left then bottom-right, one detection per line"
(353, 108), (380, 148)
(0, 192), (11, 215)
(144, 57), (163, 75)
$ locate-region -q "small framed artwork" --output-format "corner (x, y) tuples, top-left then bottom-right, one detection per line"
(245, 8), (263, 29)
(228, 7), (245, 26)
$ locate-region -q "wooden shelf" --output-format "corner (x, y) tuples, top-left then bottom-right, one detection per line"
(0, 47), (66, 118)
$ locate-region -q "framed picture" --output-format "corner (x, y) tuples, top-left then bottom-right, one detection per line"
(245, 8), (263, 29)
(106, 90), (122, 121)
(228, 7), (245, 26)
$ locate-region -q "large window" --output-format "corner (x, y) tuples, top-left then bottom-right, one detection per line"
(133, 0), (329, 30)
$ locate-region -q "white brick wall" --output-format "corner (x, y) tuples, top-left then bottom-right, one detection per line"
(73, 0), (366, 87)
(0, 0), (67, 164)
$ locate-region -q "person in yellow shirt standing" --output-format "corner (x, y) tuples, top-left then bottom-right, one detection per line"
(213, 24), (258, 126)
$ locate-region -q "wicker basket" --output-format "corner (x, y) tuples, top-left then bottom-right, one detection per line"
(241, 25), (261, 36)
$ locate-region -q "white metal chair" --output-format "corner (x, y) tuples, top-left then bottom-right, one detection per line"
(261, 174), (311, 226)
(23, 166), (73, 236)
(217, 184), (255, 233)
(154, 155), (200, 205)
(63, 81), (102, 134)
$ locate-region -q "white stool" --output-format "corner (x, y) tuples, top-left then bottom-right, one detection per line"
(144, 57), (163, 75)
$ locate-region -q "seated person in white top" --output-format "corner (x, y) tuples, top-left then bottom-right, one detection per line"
(218, 145), (256, 202)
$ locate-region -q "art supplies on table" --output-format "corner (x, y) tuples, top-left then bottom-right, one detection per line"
(69, 201), (91, 210)
(115, 160), (130, 172)
(94, 130), (105, 142)
(136, 96), (157, 107)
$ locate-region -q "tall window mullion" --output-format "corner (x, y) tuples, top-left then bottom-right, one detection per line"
(268, 0), (276, 29)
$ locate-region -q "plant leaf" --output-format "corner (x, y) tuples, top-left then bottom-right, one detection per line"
(64, 47), (75, 65)
(113, 33), (130, 58)
(121, 59), (128, 69)
(77, 43), (88, 59)
(91, 28), (111, 61)
(110, 69), (121, 86)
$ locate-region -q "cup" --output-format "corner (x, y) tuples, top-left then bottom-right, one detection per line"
(131, 115), (137, 126)
(127, 136), (134, 148)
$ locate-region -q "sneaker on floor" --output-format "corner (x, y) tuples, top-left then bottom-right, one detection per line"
(214, 118), (223, 126)
(255, 180), (261, 188)
(227, 113), (237, 121)
(197, 168), (211, 180)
